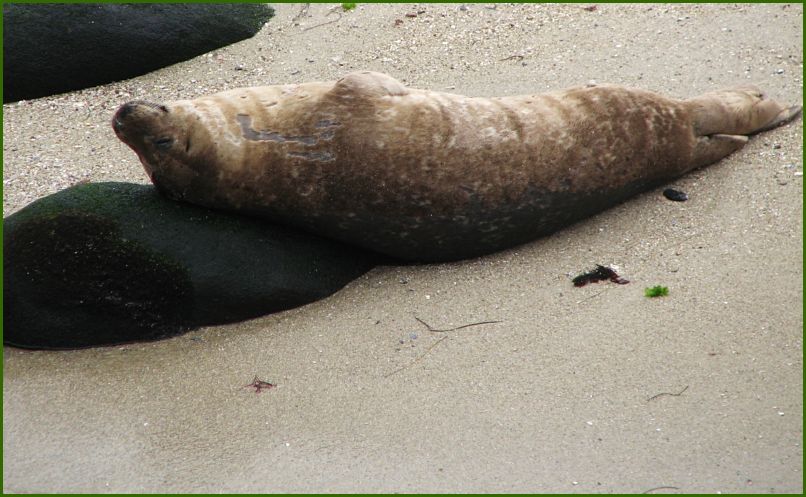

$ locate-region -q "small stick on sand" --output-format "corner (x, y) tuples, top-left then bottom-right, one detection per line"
(301, 8), (342, 32)
(384, 336), (449, 378)
(414, 316), (502, 333)
(642, 486), (681, 494)
(647, 385), (689, 402)
(499, 54), (525, 61)
(291, 3), (310, 25)
(575, 288), (610, 304)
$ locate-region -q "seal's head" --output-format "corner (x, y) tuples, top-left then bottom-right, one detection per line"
(112, 100), (212, 201)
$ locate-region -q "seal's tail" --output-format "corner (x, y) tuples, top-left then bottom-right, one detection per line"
(686, 86), (801, 169)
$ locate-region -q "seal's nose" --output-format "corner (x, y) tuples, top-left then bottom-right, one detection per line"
(112, 103), (134, 132)
(112, 101), (168, 134)
(116, 102), (137, 120)
(114, 101), (169, 122)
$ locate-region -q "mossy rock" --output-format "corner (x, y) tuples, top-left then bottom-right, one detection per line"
(3, 3), (274, 102)
(3, 183), (379, 349)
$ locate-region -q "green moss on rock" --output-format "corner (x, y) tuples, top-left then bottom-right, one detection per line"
(4, 183), (379, 349)
(6, 213), (194, 348)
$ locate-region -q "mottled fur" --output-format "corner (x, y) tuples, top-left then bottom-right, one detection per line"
(113, 71), (801, 261)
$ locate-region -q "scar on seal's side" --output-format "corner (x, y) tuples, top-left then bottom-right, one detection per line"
(113, 71), (802, 261)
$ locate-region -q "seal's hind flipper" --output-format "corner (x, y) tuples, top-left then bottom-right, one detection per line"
(691, 133), (749, 169)
(687, 87), (801, 137)
(751, 104), (802, 134)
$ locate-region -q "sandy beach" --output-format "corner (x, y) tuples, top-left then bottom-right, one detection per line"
(3, 3), (802, 493)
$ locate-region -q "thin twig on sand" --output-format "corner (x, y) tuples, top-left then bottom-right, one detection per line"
(414, 316), (502, 333)
(301, 8), (342, 32)
(384, 316), (501, 377)
(647, 385), (689, 402)
(642, 486), (681, 494)
(291, 3), (310, 25)
(575, 288), (610, 304)
(384, 336), (448, 378)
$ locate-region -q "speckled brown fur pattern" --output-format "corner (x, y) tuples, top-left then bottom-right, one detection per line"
(112, 71), (801, 261)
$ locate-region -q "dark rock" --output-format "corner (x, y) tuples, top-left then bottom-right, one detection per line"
(662, 188), (689, 202)
(3, 183), (379, 349)
(3, 3), (274, 102)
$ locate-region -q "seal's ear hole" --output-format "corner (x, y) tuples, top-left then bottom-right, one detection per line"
(159, 105), (169, 113)
(154, 137), (174, 150)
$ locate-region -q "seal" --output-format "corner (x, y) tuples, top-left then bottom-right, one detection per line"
(112, 71), (801, 261)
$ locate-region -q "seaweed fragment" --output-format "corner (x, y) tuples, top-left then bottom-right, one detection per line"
(644, 285), (670, 298)
(245, 376), (275, 393)
(572, 265), (629, 287)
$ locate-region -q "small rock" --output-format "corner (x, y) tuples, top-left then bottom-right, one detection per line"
(663, 188), (688, 202)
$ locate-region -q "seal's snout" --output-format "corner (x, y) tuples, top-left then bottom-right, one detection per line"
(124, 100), (169, 114)
(112, 105), (131, 134)
(112, 100), (170, 138)
(116, 102), (137, 120)
(113, 100), (168, 127)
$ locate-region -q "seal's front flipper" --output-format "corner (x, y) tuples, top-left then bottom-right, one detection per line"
(691, 133), (749, 169)
(330, 71), (409, 100)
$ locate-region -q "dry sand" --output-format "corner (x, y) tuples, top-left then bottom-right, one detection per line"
(2, 3), (803, 493)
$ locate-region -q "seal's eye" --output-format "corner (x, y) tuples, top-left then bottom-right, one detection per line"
(153, 137), (174, 150)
